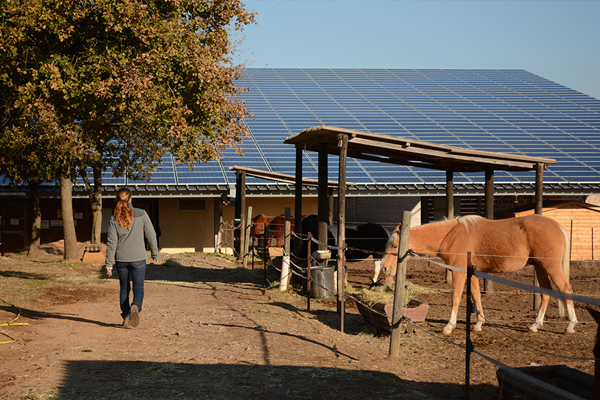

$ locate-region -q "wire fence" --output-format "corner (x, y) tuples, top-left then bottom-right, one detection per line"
(219, 216), (600, 388)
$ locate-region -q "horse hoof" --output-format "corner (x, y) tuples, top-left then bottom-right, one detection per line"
(369, 280), (383, 289)
(472, 325), (482, 332)
(564, 328), (575, 334)
(528, 326), (538, 333)
(442, 328), (453, 336)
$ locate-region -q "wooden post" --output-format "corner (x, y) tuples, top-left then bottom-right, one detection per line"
(294, 148), (303, 262)
(318, 143), (329, 251)
(484, 170), (494, 294)
(389, 210), (411, 358)
(570, 220), (573, 260)
(236, 171), (246, 259)
(213, 198), (220, 252)
(337, 134), (348, 331)
(307, 232), (312, 311)
(446, 171), (454, 284)
(535, 163), (544, 215)
(216, 206), (223, 254)
(243, 206), (252, 268)
(534, 163), (543, 312)
(446, 170), (455, 219)
(234, 172), (242, 255)
(279, 208), (291, 291)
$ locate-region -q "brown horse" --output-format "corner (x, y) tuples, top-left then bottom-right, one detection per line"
(265, 215), (296, 248)
(379, 214), (578, 335)
(251, 214), (277, 248)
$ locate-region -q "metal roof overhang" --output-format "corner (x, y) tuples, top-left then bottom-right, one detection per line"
(284, 126), (557, 173)
(229, 165), (356, 188)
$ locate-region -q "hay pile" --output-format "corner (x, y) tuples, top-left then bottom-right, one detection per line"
(346, 281), (439, 306)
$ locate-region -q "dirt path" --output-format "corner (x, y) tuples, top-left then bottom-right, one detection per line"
(1, 252), (597, 399)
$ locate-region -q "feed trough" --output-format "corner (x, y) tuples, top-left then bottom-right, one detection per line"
(496, 364), (593, 400)
(355, 298), (429, 332)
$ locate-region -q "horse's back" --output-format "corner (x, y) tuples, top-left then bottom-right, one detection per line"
(440, 214), (566, 271)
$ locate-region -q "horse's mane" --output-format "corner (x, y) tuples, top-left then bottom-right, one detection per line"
(456, 215), (484, 226)
(392, 214), (484, 235)
(438, 215), (483, 234)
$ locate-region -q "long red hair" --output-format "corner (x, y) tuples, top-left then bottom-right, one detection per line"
(114, 188), (133, 229)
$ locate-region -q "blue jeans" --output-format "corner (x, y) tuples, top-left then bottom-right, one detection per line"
(115, 260), (146, 319)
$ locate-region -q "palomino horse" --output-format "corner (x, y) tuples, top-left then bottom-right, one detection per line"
(378, 214), (578, 335)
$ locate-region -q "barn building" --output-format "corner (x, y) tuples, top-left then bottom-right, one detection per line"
(1, 69), (600, 258)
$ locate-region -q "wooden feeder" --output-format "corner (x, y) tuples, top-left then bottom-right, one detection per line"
(356, 298), (429, 333)
(496, 364), (593, 400)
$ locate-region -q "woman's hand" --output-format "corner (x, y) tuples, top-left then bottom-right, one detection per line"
(106, 267), (112, 277)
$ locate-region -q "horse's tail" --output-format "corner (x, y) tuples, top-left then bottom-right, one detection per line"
(561, 227), (570, 282)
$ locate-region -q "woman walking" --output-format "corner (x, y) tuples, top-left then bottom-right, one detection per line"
(105, 188), (159, 327)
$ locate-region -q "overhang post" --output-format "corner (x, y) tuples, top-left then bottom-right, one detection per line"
(318, 143), (329, 251)
(337, 134), (348, 328)
(235, 170), (246, 259)
(535, 163), (544, 215)
(446, 171), (454, 284)
(446, 170), (455, 219)
(484, 169), (495, 294)
(534, 163), (544, 312)
(294, 148), (303, 261)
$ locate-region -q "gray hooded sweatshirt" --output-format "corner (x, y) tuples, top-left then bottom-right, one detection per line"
(105, 204), (159, 269)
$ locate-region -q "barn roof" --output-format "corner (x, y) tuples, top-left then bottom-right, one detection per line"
(284, 125), (556, 173)
(3, 68), (600, 197)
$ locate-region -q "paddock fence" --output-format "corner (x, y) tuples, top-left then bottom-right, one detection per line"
(234, 213), (600, 399)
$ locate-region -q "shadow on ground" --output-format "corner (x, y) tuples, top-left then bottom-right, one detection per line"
(143, 260), (278, 286)
(55, 360), (498, 399)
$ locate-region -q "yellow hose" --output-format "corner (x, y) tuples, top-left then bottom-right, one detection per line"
(1, 299), (29, 344)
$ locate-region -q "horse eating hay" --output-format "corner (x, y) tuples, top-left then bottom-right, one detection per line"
(377, 214), (578, 335)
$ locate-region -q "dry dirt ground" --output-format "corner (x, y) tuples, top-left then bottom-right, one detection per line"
(1, 243), (599, 400)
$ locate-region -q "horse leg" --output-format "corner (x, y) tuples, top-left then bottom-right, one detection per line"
(470, 275), (485, 332)
(443, 269), (467, 335)
(372, 259), (382, 285)
(529, 267), (552, 333)
(544, 268), (578, 334)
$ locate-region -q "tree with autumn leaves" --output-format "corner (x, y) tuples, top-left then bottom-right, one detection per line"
(0, 0), (255, 259)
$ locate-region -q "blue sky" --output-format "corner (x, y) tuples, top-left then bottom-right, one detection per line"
(233, 0), (600, 100)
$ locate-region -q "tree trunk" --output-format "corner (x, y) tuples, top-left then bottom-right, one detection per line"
(82, 167), (103, 244)
(60, 176), (79, 261)
(27, 181), (42, 257)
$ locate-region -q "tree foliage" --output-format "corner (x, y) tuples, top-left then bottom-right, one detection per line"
(1, 0), (256, 250)
(2, 0), (255, 175)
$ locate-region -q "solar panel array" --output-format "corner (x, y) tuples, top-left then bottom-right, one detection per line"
(103, 68), (600, 189)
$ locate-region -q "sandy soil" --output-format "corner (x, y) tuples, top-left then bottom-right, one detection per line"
(0, 244), (598, 399)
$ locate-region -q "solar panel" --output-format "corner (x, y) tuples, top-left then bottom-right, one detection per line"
(13, 68), (600, 191)
(239, 69), (600, 183)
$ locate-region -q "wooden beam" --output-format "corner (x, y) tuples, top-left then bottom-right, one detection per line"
(229, 165), (355, 187)
(348, 137), (541, 171)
